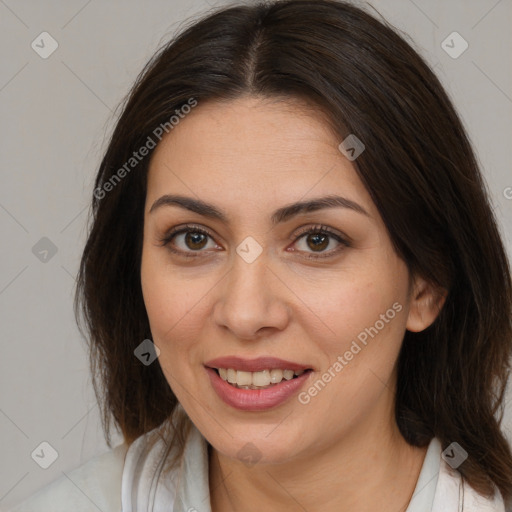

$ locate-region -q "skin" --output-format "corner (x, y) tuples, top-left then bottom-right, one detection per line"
(140, 95), (446, 512)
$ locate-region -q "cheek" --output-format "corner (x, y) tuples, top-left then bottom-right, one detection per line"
(297, 263), (407, 345)
(317, 288), (406, 378)
(140, 261), (211, 400)
(298, 281), (407, 435)
(140, 248), (211, 357)
(295, 254), (410, 383)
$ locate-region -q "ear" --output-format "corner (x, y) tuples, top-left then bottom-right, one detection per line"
(406, 275), (447, 333)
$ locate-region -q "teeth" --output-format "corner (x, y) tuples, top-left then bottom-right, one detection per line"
(253, 370), (271, 386)
(236, 371), (253, 386)
(216, 368), (306, 388)
(270, 369), (284, 383)
(283, 369), (295, 380)
(227, 368), (237, 384)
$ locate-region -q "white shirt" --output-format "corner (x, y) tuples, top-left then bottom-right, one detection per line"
(8, 418), (507, 512)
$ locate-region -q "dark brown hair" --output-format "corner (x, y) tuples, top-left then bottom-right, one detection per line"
(75, 0), (512, 504)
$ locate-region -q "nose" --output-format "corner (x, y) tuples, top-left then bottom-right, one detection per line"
(212, 250), (291, 340)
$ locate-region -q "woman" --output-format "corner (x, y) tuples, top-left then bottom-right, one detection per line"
(10, 0), (512, 510)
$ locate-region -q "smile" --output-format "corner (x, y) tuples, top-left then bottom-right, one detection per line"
(205, 366), (313, 411)
(215, 368), (306, 389)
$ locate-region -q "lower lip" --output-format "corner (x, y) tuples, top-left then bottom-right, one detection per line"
(205, 367), (312, 411)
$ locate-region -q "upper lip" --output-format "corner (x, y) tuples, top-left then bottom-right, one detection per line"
(204, 356), (312, 373)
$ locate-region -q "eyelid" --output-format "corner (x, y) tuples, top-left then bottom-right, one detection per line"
(288, 224), (351, 259)
(291, 223), (351, 244)
(157, 223), (220, 251)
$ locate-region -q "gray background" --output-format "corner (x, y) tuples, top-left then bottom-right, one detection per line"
(1, 0), (511, 509)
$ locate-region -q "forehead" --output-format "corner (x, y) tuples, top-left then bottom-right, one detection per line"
(146, 95), (373, 214)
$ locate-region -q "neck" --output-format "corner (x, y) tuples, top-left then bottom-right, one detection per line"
(208, 405), (427, 512)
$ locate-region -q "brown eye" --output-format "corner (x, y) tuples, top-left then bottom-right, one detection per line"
(159, 224), (220, 257)
(184, 231), (208, 250)
(305, 233), (329, 251)
(291, 225), (350, 259)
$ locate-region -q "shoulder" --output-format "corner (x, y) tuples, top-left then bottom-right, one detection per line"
(7, 443), (128, 512)
(433, 454), (507, 512)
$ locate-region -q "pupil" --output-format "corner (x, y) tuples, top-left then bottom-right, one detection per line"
(308, 233), (328, 251)
(186, 232), (207, 250)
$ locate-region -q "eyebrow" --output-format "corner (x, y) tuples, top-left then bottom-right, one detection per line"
(149, 194), (369, 224)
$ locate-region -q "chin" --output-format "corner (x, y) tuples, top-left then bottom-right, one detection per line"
(208, 428), (304, 467)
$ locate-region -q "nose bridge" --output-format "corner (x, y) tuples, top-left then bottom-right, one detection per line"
(212, 246), (290, 338)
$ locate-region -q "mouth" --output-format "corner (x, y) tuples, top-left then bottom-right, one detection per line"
(204, 365), (314, 411)
(204, 355), (313, 389)
(210, 367), (313, 390)
(203, 356), (314, 410)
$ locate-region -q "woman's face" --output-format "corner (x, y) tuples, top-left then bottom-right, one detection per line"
(141, 95), (434, 465)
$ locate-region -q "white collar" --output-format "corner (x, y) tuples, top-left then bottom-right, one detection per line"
(121, 418), (209, 512)
(405, 437), (441, 511)
(121, 418), (506, 512)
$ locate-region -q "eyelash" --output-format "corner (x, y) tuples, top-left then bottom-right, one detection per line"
(157, 223), (350, 260)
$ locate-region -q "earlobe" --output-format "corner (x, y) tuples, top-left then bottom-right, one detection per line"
(406, 276), (447, 333)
